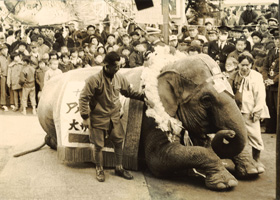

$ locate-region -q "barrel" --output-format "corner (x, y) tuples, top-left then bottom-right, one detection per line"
(37, 66), (144, 169)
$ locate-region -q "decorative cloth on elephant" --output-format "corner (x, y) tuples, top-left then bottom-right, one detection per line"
(141, 46), (186, 142)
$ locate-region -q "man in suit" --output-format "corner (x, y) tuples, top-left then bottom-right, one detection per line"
(262, 28), (279, 133)
(208, 25), (235, 72)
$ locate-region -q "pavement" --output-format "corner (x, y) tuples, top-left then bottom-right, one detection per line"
(0, 108), (277, 200)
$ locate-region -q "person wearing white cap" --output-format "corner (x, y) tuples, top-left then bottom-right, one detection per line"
(144, 27), (165, 47)
(168, 35), (178, 49)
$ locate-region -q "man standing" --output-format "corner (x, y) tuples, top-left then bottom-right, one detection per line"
(208, 25), (235, 71)
(262, 29), (279, 133)
(79, 52), (145, 182)
(239, 3), (258, 25)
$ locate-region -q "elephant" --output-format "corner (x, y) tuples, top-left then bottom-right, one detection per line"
(27, 53), (264, 191)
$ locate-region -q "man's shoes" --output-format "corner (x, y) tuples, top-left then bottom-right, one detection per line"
(2, 106), (8, 111)
(96, 169), (105, 182)
(115, 168), (134, 180)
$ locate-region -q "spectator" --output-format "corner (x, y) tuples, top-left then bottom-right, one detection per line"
(221, 7), (238, 27)
(251, 31), (263, 49)
(120, 47), (131, 68)
(117, 34), (132, 54)
(177, 25), (188, 43)
(169, 35), (178, 49)
(105, 34), (119, 52)
(184, 25), (207, 44)
(224, 56), (238, 78)
(208, 25), (235, 71)
(7, 52), (23, 111)
(70, 49), (83, 69)
(228, 37), (249, 61)
(267, 17), (278, 28)
(59, 54), (74, 73)
(251, 43), (266, 72)
(129, 40), (144, 68)
(6, 30), (16, 46)
(188, 45), (201, 55)
(29, 41), (40, 67)
(130, 31), (140, 43)
(242, 26), (254, 51)
(19, 56), (37, 115)
(261, 28), (279, 133)
(37, 35), (50, 59)
(239, 3), (258, 25)
(90, 36), (103, 48)
(206, 29), (218, 42)
(35, 60), (49, 99)
(144, 27), (165, 48)
(44, 59), (62, 84)
(264, 3), (279, 20)
(0, 43), (9, 111)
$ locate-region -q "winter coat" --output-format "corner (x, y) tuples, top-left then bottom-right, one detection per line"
(7, 61), (23, 90)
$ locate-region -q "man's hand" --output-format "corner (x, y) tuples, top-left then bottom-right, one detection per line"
(251, 111), (261, 122)
(82, 118), (91, 131)
(144, 97), (155, 108)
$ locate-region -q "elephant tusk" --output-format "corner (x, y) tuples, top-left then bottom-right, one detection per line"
(223, 138), (230, 144)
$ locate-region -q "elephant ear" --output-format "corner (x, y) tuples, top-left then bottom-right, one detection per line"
(157, 70), (192, 117)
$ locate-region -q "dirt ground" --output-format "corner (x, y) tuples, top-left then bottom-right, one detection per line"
(0, 109), (277, 200)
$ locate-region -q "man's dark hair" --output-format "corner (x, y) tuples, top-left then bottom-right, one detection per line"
(104, 51), (120, 66)
(238, 52), (254, 64)
(87, 25), (96, 30)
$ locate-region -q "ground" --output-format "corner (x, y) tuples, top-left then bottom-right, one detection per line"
(0, 108), (277, 200)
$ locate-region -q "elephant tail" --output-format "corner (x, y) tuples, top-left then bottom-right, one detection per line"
(13, 142), (46, 157)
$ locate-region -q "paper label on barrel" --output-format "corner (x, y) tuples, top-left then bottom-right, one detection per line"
(60, 81), (91, 148)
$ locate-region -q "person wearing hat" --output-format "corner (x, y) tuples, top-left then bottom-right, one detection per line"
(79, 51), (147, 182)
(239, 3), (259, 25)
(144, 27), (165, 47)
(261, 28), (279, 133)
(206, 29), (218, 42)
(208, 25), (235, 71)
(268, 17), (278, 28)
(129, 40), (145, 68)
(129, 31), (140, 43)
(221, 7), (238, 27)
(168, 35), (178, 49)
(264, 3), (278, 20)
(0, 43), (10, 111)
(251, 31), (263, 49)
(258, 20), (270, 41)
(184, 25), (207, 44)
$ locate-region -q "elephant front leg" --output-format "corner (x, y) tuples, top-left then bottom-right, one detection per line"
(146, 143), (238, 190)
(232, 147), (265, 178)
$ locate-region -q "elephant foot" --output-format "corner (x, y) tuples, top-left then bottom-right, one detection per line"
(205, 168), (238, 190)
(233, 150), (264, 178)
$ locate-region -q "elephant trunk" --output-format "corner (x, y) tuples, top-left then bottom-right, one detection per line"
(211, 94), (247, 159)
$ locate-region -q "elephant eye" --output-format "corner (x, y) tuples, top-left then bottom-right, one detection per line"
(200, 95), (212, 107)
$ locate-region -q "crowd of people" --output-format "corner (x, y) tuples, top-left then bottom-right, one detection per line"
(0, 3), (278, 132)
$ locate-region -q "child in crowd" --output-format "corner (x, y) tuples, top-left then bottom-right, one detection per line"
(92, 54), (104, 66)
(228, 52), (269, 172)
(187, 45), (201, 55)
(0, 44), (10, 111)
(7, 52), (23, 111)
(227, 37), (248, 60)
(129, 40), (144, 68)
(120, 47), (131, 68)
(60, 45), (69, 57)
(224, 57), (238, 78)
(19, 56), (37, 115)
(105, 34), (119, 52)
(106, 45), (114, 53)
(35, 60), (49, 99)
(59, 54), (74, 72)
(251, 31), (263, 49)
(70, 49), (83, 69)
(44, 59), (62, 85)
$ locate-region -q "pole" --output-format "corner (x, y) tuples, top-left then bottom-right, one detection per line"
(162, 0), (169, 44)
